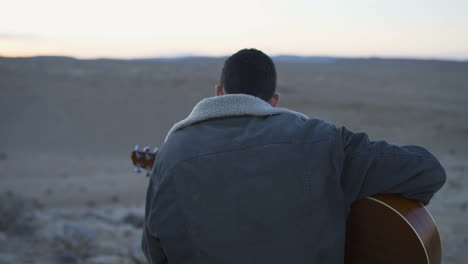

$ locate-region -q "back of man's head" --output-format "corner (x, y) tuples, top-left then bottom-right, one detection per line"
(220, 49), (276, 101)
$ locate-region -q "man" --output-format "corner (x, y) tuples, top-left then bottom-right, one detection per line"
(142, 49), (446, 264)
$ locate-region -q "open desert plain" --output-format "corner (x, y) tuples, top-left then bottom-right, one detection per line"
(0, 56), (467, 263)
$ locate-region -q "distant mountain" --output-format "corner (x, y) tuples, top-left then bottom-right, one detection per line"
(134, 55), (342, 63)
(131, 55), (223, 61)
(272, 55), (341, 63)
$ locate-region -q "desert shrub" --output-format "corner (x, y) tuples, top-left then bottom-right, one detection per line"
(55, 224), (97, 260)
(0, 191), (36, 235)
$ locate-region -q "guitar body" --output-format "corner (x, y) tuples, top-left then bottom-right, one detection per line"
(130, 147), (442, 263)
(345, 194), (441, 264)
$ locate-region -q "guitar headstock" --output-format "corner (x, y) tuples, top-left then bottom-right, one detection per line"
(131, 145), (158, 176)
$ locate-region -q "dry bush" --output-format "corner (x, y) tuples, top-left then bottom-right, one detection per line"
(0, 192), (36, 235)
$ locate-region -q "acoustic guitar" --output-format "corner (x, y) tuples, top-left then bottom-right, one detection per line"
(131, 145), (442, 264)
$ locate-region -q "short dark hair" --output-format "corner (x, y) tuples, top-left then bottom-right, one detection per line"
(220, 49), (276, 101)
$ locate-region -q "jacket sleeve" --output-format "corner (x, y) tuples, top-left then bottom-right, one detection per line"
(142, 178), (167, 264)
(340, 126), (446, 205)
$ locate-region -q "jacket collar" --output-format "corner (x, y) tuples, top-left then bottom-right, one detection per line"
(166, 94), (308, 141)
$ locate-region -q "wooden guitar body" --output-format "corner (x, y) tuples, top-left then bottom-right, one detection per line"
(345, 194), (441, 264)
(131, 146), (442, 264)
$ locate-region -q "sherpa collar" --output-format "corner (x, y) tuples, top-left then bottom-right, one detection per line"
(165, 94), (308, 141)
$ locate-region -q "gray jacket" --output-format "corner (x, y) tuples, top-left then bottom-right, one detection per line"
(142, 94), (446, 264)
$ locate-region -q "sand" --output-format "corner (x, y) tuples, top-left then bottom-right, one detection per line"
(0, 56), (467, 263)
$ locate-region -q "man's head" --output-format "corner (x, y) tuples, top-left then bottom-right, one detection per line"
(217, 49), (279, 106)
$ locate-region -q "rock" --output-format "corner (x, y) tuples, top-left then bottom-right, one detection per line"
(55, 224), (97, 259)
(83, 212), (118, 226)
(121, 212), (144, 229)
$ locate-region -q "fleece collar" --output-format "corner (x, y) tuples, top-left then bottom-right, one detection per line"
(165, 94), (308, 141)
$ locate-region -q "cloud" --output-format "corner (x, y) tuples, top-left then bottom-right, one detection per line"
(0, 33), (40, 40)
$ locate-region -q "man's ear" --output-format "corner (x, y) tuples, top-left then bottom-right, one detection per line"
(215, 84), (225, 96)
(269, 93), (280, 107)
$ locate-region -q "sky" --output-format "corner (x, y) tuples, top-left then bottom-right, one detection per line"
(1, 0), (467, 60)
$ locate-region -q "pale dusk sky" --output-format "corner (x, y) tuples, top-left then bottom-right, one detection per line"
(1, 0), (467, 59)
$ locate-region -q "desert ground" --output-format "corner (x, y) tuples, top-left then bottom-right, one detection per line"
(0, 56), (467, 263)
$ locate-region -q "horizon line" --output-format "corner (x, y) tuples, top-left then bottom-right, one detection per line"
(0, 53), (467, 63)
